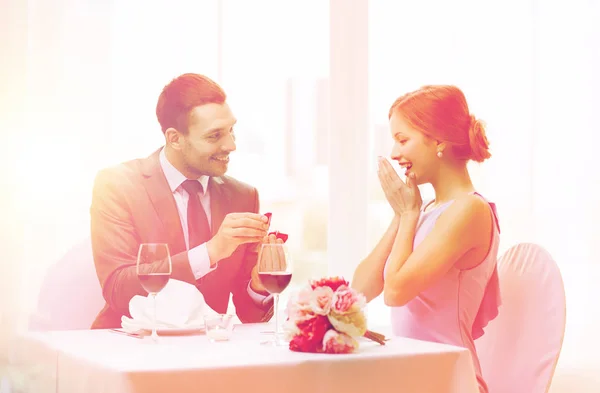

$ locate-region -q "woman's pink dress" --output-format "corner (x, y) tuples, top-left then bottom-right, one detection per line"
(386, 192), (501, 393)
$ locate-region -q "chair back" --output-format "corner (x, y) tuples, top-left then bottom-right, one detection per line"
(475, 243), (566, 393)
(29, 238), (104, 330)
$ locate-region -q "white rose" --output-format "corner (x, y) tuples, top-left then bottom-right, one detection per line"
(309, 286), (334, 315)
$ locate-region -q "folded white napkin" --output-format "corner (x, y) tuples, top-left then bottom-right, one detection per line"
(121, 279), (218, 333)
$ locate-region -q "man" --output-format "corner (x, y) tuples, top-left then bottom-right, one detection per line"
(90, 73), (274, 329)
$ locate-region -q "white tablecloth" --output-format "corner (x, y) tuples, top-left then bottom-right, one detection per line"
(10, 324), (479, 393)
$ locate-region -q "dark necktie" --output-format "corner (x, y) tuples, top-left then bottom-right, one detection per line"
(181, 179), (211, 249)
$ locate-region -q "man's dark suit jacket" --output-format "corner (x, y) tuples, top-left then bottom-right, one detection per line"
(89, 149), (273, 329)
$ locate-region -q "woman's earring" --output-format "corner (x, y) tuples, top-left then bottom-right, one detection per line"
(437, 151), (443, 158)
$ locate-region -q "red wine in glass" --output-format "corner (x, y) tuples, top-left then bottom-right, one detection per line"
(258, 272), (292, 294)
(138, 274), (170, 294)
(257, 243), (292, 346)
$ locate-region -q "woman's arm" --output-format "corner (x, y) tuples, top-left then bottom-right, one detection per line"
(383, 194), (491, 306)
(351, 215), (401, 302)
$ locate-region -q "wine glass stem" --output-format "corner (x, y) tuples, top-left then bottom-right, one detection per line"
(151, 293), (158, 342)
(273, 293), (280, 340)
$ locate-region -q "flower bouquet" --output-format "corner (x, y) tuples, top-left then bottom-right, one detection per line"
(284, 276), (386, 354)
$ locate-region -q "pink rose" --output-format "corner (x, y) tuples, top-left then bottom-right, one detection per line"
(309, 286), (334, 315)
(331, 287), (366, 315)
(287, 286), (314, 322)
(322, 329), (359, 354)
(296, 286), (313, 305)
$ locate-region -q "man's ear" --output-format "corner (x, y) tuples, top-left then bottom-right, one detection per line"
(165, 128), (183, 150)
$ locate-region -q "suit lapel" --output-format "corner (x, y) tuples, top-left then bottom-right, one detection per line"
(140, 149), (187, 254)
(209, 176), (229, 237)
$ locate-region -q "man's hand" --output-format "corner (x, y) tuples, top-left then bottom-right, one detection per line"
(207, 212), (270, 264)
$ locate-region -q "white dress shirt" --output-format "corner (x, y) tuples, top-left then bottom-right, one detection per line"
(158, 148), (267, 304)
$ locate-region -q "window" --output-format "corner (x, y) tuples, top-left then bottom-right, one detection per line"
(221, 0), (330, 290)
(111, 0), (221, 163)
(366, 0), (537, 324)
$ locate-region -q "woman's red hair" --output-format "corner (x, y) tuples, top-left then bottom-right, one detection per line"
(389, 85), (491, 163)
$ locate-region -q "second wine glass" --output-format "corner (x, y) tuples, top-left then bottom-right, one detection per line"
(257, 242), (292, 346)
(136, 243), (172, 342)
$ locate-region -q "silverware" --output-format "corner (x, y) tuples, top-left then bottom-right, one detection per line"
(108, 328), (144, 339)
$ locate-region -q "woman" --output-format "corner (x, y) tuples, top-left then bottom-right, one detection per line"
(352, 85), (500, 393)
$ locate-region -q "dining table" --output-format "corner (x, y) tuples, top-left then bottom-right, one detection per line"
(8, 323), (479, 393)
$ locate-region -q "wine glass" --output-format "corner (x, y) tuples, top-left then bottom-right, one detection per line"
(257, 243), (293, 346)
(136, 243), (172, 342)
